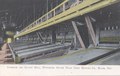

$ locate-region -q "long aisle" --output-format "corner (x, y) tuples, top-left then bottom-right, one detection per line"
(22, 47), (119, 64)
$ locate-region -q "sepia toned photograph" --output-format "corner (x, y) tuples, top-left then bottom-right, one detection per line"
(0, 0), (120, 65)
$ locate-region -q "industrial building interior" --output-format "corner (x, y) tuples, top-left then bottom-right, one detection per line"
(0, 0), (120, 64)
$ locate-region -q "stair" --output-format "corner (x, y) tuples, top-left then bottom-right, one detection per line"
(0, 43), (14, 64)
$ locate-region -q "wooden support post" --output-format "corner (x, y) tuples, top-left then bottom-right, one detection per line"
(73, 34), (80, 49)
(85, 15), (96, 46)
(63, 4), (65, 11)
(72, 21), (85, 49)
(47, 14), (48, 20)
(38, 32), (43, 43)
(36, 32), (41, 43)
(51, 28), (56, 44)
(54, 10), (56, 16)
(96, 26), (100, 46)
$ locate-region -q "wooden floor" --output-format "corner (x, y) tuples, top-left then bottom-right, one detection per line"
(0, 43), (14, 64)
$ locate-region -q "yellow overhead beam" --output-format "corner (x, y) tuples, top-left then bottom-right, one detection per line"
(14, 0), (120, 38)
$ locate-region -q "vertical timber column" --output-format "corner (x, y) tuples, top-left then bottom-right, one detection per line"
(85, 15), (96, 46)
(36, 32), (41, 43)
(96, 26), (100, 45)
(38, 32), (43, 43)
(51, 27), (56, 43)
(74, 34), (80, 49)
(72, 21), (85, 49)
(73, 34), (77, 49)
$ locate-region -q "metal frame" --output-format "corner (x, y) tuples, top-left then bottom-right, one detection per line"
(72, 21), (85, 49)
(14, 0), (119, 38)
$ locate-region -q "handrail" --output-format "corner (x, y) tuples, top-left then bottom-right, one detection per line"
(21, 0), (69, 33)
(16, 0), (83, 36)
(14, 0), (120, 38)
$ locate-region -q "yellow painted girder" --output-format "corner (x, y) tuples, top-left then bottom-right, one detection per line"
(14, 0), (120, 38)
